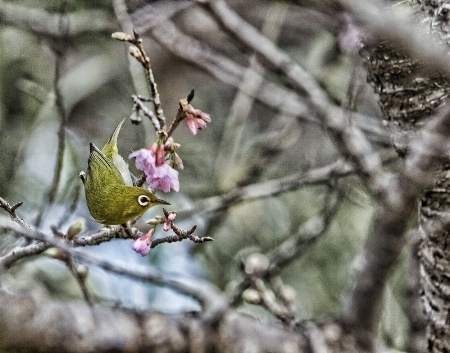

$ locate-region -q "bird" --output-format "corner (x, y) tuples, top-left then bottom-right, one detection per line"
(80, 119), (169, 225)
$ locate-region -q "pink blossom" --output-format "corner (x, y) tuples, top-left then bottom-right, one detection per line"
(186, 106), (211, 135)
(148, 163), (179, 192)
(130, 148), (155, 171)
(163, 211), (177, 231)
(130, 147), (179, 193)
(132, 228), (155, 256)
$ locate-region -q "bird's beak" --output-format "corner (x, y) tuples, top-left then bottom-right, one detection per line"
(156, 198), (170, 205)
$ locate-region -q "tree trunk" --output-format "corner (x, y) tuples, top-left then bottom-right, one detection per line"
(362, 1), (450, 351)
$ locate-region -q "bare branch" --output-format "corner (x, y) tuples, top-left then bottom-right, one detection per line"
(0, 239), (51, 270)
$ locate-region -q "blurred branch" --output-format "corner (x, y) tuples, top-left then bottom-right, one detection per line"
(130, 4), (389, 144)
(194, 0), (450, 350)
(215, 2), (288, 181)
(0, 287), (310, 353)
(405, 229), (427, 353)
(0, 0), (116, 37)
(269, 189), (342, 272)
(180, 149), (396, 219)
(63, 254), (95, 307)
(197, 0), (390, 200)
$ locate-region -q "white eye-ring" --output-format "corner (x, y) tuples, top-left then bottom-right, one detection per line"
(138, 195), (150, 207)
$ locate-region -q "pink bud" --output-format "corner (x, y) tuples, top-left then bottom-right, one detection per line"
(132, 229), (154, 257)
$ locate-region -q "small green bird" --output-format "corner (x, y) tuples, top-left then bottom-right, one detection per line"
(80, 120), (169, 225)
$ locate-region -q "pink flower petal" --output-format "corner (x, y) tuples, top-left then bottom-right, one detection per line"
(132, 237), (151, 256)
(199, 112), (211, 123)
(195, 118), (207, 130)
(186, 115), (198, 135)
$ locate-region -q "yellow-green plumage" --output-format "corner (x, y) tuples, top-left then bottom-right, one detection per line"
(80, 120), (169, 225)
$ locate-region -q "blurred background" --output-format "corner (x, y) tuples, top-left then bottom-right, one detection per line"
(0, 0), (409, 350)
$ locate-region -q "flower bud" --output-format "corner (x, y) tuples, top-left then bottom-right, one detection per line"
(45, 247), (65, 260)
(167, 211), (177, 222)
(245, 253), (270, 276)
(67, 218), (85, 240)
(147, 216), (164, 225)
(174, 153), (184, 170)
(242, 289), (262, 304)
(111, 32), (133, 42)
(129, 45), (144, 63)
(76, 265), (89, 281)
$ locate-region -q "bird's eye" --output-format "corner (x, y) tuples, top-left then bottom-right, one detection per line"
(138, 195), (150, 207)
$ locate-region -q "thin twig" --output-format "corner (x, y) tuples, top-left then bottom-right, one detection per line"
(131, 30), (166, 130)
(63, 254), (95, 307)
(112, 0), (151, 99)
(131, 94), (158, 127)
(167, 90), (194, 138)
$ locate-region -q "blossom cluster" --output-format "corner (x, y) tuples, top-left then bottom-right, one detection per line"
(130, 143), (180, 193)
(185, 104), (211, 135)
(129, 98), (211, 256)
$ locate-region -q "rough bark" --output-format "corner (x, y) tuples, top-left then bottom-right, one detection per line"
(361, 1), (450, 351)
